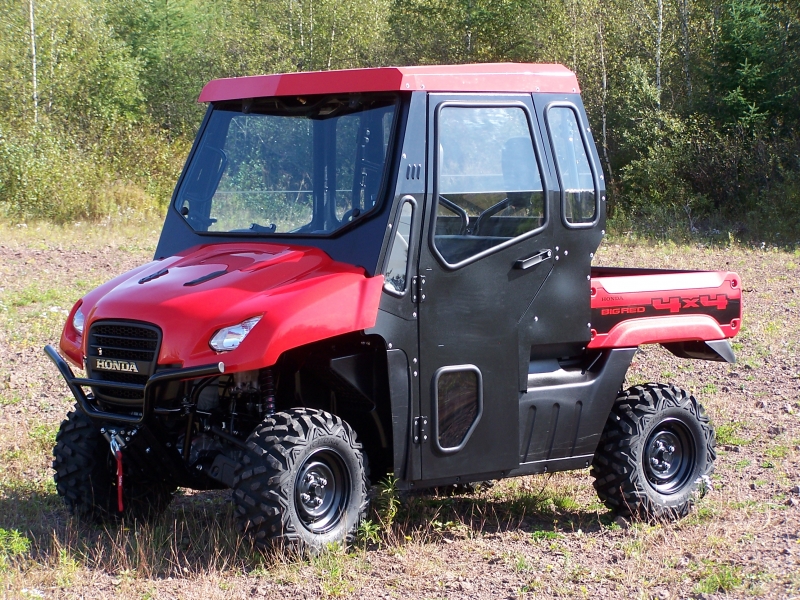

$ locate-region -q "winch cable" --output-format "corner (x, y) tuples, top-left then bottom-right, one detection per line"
(110, 437), (124, 512)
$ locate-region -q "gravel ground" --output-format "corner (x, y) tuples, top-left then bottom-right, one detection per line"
(0, 225), (797, 599)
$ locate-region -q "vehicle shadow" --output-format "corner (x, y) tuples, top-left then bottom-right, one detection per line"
(392, 486), (614, 541)
(0, 481), (614, 575)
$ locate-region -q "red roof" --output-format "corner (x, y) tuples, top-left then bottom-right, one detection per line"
(198, 63), (580, 102)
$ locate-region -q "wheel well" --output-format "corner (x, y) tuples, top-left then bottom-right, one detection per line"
(271, 332), (395, 479)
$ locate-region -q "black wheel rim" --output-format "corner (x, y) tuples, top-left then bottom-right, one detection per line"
(294, 448), (350, 533)
(643, 418), (696, 495)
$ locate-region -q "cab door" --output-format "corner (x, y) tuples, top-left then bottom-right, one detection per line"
(416, 95), (556, 481)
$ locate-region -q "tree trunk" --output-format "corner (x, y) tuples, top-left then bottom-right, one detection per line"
(29, 0), (38, 124)
(656, 0), (663, 108)
(678, 0), (692, 103)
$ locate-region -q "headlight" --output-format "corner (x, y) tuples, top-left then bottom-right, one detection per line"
(209, 316), (262, 352)
(72, 306), (85, 335)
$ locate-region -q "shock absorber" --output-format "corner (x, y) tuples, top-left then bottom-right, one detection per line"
(262, 368), (276, 416)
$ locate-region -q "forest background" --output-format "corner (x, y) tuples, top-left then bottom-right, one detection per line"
(0, 0), (799, 242)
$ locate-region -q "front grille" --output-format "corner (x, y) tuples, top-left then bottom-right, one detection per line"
(86, 321), (161, 404)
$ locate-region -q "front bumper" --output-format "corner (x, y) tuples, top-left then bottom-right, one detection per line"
(44, 344), (224, 424)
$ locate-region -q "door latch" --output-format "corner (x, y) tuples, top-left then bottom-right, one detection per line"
(514, 249), (552, 270)
(413, 416), (428, 444)
(411, 275), (426, 303)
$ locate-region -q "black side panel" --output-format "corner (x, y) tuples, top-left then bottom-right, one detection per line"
(518, 348), (636, 465)
(387, 349), (411, 479)
(366, 309), (419, 481)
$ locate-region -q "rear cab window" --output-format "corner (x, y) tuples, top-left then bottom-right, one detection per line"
(544, 104), (599, 227)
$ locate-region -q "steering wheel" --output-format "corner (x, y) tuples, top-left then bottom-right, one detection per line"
(341, 207), (362, 223)
(437, 197), (469, 235)
(474, 194), (531, 235)
(473, 198), (513, 236)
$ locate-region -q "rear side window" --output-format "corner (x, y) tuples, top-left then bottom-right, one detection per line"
(434, 104), (545, 266)
(384, 200), (414, 294)
(546, 105), (597, 226)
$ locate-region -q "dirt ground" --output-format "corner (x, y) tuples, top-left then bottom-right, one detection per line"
(0, 224), (797, 599)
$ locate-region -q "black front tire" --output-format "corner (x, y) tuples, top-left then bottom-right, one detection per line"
(53, 407), (175, 522)
(233, 408), (369, 552)
(591, 384), (716, 520)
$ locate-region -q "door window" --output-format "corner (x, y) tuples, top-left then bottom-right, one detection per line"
(434, 105), (545, 266)
(546, 105), (597, 225)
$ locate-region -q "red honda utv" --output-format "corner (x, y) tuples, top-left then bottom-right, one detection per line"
(46, 64), (741, 551)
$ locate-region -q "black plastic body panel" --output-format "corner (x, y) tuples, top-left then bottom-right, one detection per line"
(519, 348), (636, 466)
(663, 339), (736, 363)
(399, 348), (636, 489)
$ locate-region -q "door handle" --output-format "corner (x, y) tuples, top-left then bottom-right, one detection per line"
(514, 249), (552, 270)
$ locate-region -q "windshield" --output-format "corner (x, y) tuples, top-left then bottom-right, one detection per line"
(175, 95), (398, 236)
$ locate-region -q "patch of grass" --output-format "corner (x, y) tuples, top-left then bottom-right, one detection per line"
(0, 528), (31, 569)
(693, 560), (768, 595)
(694, 561), (744, 594)
(530, 530), (564, 543)
(309, 544), (367, 597)
(512, 552), (533, 572)
(701, 383), (718, 395)
(715, 422), (750, 446)
(356, 519), (381, 546)
(28, 423), (58, 452)
(734, 459), (751, 470)
(374, 475), (400, 529)
(4, 285), (62, 308)
(764, 445), (789, 459)
(55, 548), (79, 587)
(0, 394), (22, 406)
(684, 504), (717, 524)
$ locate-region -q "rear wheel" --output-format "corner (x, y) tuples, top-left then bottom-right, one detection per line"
(53, 407), (175, 522)
(591, 384), (716, 520)
(233, 408), (369, 552)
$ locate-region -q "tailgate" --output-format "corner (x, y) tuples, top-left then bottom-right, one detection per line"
(588, 268), (742, 349)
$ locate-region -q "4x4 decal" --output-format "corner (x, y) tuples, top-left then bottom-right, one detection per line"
(650, 293), (729, 313)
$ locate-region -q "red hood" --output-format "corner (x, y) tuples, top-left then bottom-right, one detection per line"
(61, 243), (384, 372)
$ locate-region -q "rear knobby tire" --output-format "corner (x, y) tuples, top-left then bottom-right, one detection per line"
(53, 407), (175, 522)
(233, 408), (369, 552)
(591, 383), (716, 521)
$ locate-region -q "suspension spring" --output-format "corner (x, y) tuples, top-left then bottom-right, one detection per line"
(263, 368), (276, 416)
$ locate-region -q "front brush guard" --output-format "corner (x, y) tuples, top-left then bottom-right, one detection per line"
(44, 344), (224, 424)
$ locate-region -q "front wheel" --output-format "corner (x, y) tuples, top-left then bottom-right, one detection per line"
(591, 384), (716, 520)
(233, 408), (369, 552)
(53, 407), (175, 522)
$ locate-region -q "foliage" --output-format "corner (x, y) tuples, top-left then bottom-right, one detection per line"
(0, 0), (797, 239)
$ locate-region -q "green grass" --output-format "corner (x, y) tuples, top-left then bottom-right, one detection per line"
(28, 423), (58, 453)
(694, 562), (744, 594)
(715, 422), (750, 446)
(530, 530), (564, 543)
(764, 445), (789, 459)
(701, 383), (718, 395)
(0, 528), (31, 559)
